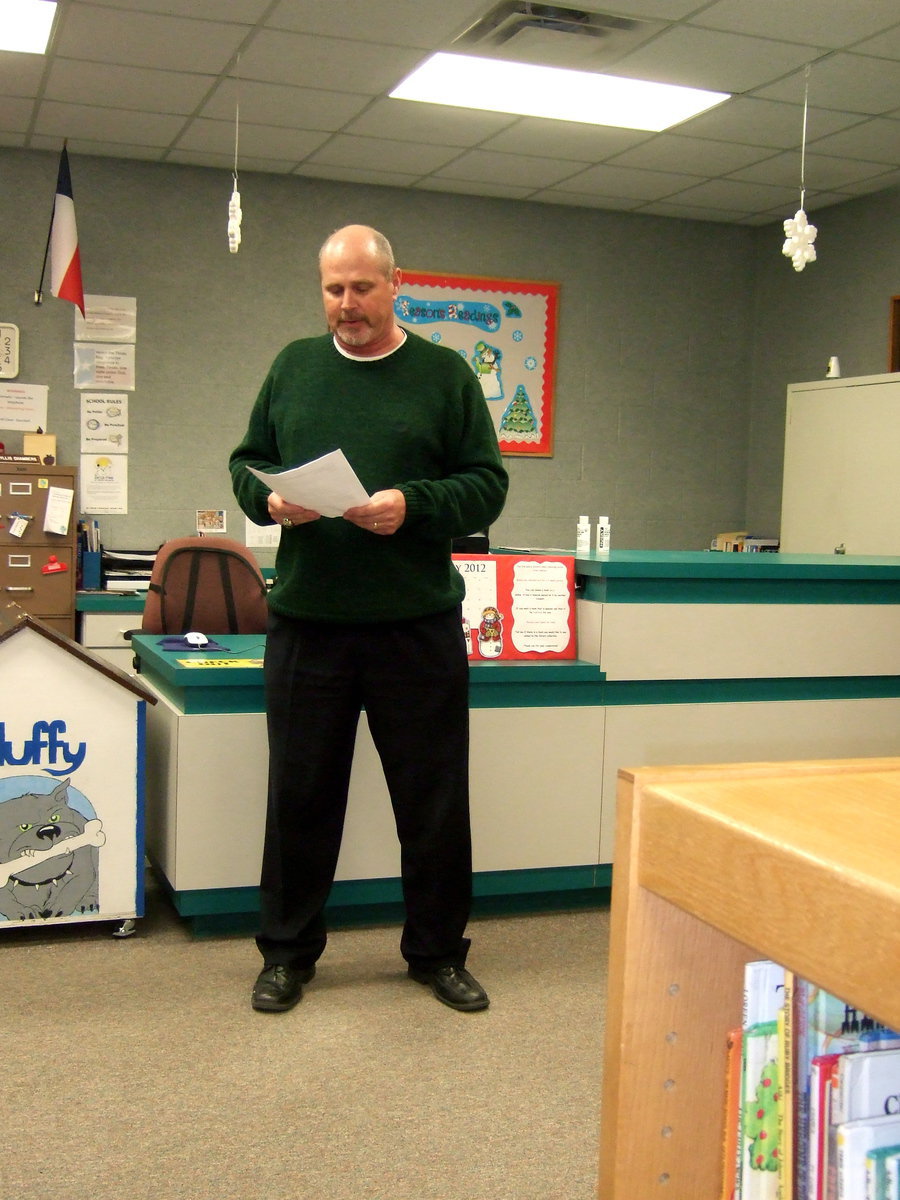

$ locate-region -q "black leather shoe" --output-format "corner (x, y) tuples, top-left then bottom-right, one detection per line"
(408, 964), (490, 1011)
(251, 964), (315, 1012)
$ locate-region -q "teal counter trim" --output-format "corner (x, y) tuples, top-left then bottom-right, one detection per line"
(580, 575), (900, 605)
(132, 633), (605, 714)
(77, 591), (146, 612)
(570, 549), (900, 604)
(601, 675), (900, 706)
(152, 863), (611, 935)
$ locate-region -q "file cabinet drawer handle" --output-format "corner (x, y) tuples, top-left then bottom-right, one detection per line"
(4, 586), (34, 593)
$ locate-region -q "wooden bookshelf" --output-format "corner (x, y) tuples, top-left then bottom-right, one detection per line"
(598, 756), (900, 1199)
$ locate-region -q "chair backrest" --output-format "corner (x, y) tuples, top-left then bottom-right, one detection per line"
(141, 536), (269, 635)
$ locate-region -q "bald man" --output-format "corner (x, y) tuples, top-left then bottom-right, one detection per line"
(231, 226), (508, 1014)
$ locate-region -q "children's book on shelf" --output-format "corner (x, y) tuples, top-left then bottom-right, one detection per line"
(781, 971), (796, 1200)
(740, 960), (786, 1200)
(884, 1147), (900, 1199)
(836, 1115), (900, 1200)
(795, 980), (900, 1200)
(864, 1143), (900, 1200)
(827, 1050), (900, 1200)
(722, 1027), (743, 1200)
(810, 1054), (845, 1200)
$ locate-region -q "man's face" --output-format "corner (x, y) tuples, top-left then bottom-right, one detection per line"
(320, 236), (400, 356)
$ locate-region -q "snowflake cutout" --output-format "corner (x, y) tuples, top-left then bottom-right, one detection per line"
(524, 356), (537, 371)
(782, 208), (817, 272)
(431, 332), (442, 343)
(512, 329), (524, 342)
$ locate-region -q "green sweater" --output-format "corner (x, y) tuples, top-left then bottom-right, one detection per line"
(229, 331), (509, 623)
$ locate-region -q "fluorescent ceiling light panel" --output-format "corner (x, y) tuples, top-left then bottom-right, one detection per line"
(0, 0), (57, 53)
(390, 52), (729, 132)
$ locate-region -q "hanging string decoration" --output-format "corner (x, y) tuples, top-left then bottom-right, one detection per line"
(227, 60), (242, 254)
(782, 65), (817, 272)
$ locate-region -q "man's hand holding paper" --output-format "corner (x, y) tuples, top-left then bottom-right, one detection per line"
(247, 449), (369, 521)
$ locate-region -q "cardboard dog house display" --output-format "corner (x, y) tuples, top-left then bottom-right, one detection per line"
(0, 603), (156, 932)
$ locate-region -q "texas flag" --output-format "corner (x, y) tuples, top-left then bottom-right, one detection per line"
(50, 145), (85, 316)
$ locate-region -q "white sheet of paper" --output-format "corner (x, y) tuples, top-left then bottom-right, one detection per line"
(247, 450), (370, 519)
(43, 486), (74, 535)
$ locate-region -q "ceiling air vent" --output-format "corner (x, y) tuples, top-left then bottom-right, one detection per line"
(452, 2), (664, 69)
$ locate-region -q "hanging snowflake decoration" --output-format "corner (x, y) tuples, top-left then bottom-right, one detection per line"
(781, 65), (818, 272)
(782, 209), (817, 272)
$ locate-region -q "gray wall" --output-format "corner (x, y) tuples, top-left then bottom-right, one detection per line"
(2, 147), (897, 558)
(746, 185), (900, 534)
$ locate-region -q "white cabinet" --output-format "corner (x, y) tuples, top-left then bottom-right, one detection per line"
(780, 372), (900, 554)
(79, 610), (141, 671)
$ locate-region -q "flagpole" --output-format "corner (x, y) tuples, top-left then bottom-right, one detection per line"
(34, 138), (66, 306)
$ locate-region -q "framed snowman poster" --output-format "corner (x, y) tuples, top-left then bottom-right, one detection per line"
(394, 271), (559, 457)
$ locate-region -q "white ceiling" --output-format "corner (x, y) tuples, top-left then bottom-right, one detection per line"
(3, 0), (900, 225)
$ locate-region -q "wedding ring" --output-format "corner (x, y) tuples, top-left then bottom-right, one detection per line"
(282, 517), (293, 527)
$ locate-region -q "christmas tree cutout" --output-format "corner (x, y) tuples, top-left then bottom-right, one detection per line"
(500, 384), (538, 437)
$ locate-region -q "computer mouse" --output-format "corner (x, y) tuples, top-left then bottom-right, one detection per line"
(184, 631), (209, 647)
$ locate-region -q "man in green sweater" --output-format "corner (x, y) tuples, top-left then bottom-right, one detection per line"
(230, 225), (508, 1014)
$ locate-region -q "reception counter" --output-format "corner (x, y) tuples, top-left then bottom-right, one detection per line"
(132, 633), (606, 933)
(126, 549), (900, 932)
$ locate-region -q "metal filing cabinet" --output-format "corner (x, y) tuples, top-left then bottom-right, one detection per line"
(0, 462), (77, 638)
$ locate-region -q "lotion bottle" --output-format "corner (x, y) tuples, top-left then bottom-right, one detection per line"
(576, 515), (591, 555)
(596, 515), (611, 555)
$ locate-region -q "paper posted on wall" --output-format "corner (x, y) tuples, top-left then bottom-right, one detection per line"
(246, 449), (369, 518)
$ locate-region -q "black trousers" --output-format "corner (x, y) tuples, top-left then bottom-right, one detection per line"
(257, 607), (473, 972)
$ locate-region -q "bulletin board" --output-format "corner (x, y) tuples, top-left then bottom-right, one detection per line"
(453, 554), (575, 660)
(395, 271), (559, 457)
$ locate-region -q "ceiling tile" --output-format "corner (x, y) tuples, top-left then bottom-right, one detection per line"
(677, 97), (864, 149)
(664, 177), (804, 211)
(0, 50), (47, 96)
(413, 177), (535, 200)
(478, 118), (651, 161)
(55, 5), (248, 73)
(34, 100), (187, 147)
(432, 149), (591, 188)
(265, 0), (487, 50)
(607, 26), (822, 92)
(166, 150), (297, 173)
(552, 162), (706, 200)
(83, 0), (270, 18)
(806, 117), (900, 164)
(236, 29), (421, 93)
(687, 0), (900, 48)
(530, 189), (644, 211)
(0, 98), (34, 134)
(608, 133), (776, 174)
(175, 118), (330, 161)
(45, 59), (215, 114)
(201, 79), (371, 131)
(636, 199), (754, 222)
(28, 134), (174, 162)
(852, 26), (900, 60)
(345, 98), (516, 146)
(755, 55), (900, 113)
(727, 150), (896, 189)
(293, 162), (423, 188)
(303, 133), (461, 174)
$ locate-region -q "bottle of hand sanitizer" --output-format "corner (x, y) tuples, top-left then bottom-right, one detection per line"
(595, 516), (611, 556)
(576, 515), (591, 555)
